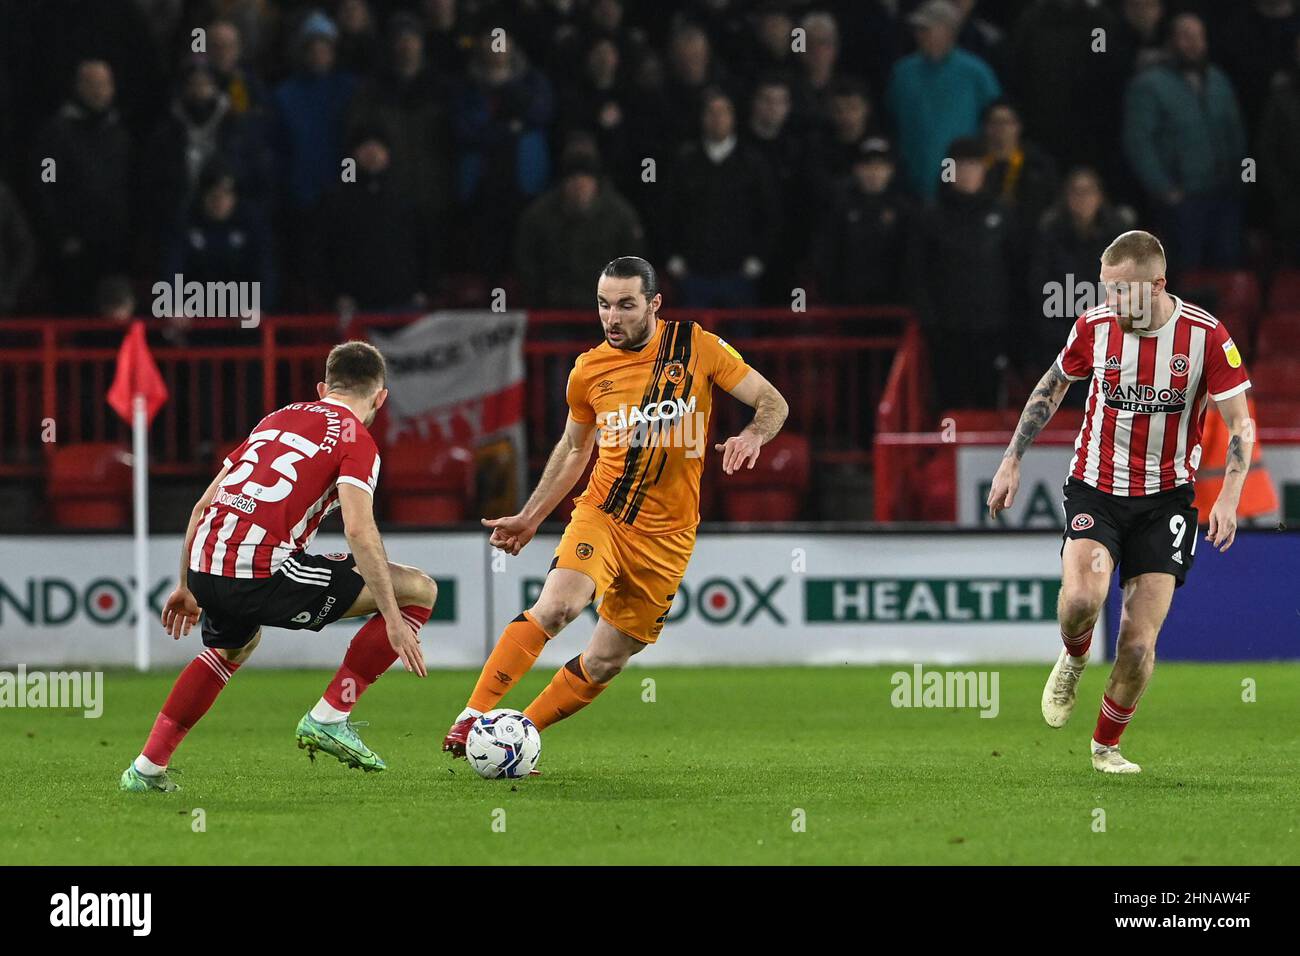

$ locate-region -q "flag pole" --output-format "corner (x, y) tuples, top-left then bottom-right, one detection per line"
(133, 393), (150, 672)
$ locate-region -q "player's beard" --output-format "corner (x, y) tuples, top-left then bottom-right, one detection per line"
(1114, 283), (1155, 332)
(608, 305), (655, 350)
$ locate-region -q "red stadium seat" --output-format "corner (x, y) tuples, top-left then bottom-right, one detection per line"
(1181, 269), (1262, 317)
(1267, 268), (1300, 310)
(1255, 399), (1300, 430)
(937, 408), (1020, 437)
(381, 440), (475, 525)
(47, 443), (132, 528)
(720, 432), (811, 522)
(1254, 310), (1300, 355)
(917, 449), (957, 523)
(1247, 356), (1300, 403)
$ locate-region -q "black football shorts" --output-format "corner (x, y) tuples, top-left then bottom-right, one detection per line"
(1060, 478), (1199, 587)
(188, 551), (366, 649)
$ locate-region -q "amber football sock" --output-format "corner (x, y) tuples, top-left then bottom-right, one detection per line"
(467, 611), (549, 712)
(523, 655), (608, 731)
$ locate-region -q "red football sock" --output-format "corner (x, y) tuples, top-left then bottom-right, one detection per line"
(323, 606), (431, 712)
(1062, 625), (1093, 659)
(1093, 694), (1137, 746)
(141, 648), (240, 767)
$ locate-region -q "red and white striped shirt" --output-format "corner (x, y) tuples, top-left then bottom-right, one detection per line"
(1055, 297), (1251, 496)
(189, 398), (381, 578)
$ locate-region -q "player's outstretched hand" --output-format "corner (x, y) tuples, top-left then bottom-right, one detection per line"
(1206, 499), (1238, 552)
(161, 587), (201, 640)
(715, 433), (762, 475)
(987, 457), (1020, 519)
(481, 514), (537, 556)
(387, 619), (427, 677)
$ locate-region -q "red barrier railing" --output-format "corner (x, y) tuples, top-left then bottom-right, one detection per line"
(871, 328), (1300, 520)
(0, 309), (915, 488)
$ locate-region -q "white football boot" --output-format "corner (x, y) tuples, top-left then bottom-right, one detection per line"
(1091, 740), (1142, 774)
(1041, 647), (1087, 727)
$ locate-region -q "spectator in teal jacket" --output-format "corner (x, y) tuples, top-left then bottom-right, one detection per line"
(886, 1), (1000, 200)
(1121, 13), (1247, 270)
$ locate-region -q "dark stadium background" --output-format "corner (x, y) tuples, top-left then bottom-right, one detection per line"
(0, 0), (1296, 533)
(1, 1), (1298, 877)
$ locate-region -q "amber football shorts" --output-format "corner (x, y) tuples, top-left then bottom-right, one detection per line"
(551, 503), (696, 643)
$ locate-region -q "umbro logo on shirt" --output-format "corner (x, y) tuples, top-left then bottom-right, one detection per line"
(597, 379), (615, 392)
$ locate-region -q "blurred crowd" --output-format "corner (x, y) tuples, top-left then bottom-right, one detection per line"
(0, 0), (1297, 405)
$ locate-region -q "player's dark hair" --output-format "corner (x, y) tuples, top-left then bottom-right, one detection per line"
(325, 341), (386, 395)
(601, 256), (659, 298)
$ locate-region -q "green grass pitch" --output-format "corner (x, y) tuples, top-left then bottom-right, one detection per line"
(2, 664), (1297, 865)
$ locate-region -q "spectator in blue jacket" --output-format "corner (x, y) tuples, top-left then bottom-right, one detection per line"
(886, 0), (1000, 200)
(1122, 13), (1247, 270)
(452, 30), (554, 276)
(163, 162), (277, 317)
(272, 11), (357, 214)
(143, 56), (271, 252)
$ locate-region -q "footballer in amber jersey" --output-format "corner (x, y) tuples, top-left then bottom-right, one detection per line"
(442, 257), (789, 755)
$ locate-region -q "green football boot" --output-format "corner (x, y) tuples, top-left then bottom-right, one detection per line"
(295, 713), (387, 772)
(119, 764), (181, 793)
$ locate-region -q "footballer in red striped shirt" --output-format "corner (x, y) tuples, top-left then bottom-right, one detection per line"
(120, 342), (438, 793)
(987, 230), (1254, 776)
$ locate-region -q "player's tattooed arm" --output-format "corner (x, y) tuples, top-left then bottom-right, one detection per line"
(728, 369), (789, 442)
(1003, 364), (1072, 461)
(988, 365), (1070, 518)
(743, 386), (788, 443)
(1226, 435), (1248, 474)
(1217, 392), (1254, 486)
(1209, 391), (1253, 551)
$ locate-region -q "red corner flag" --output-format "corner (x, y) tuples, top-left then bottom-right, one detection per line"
(107, 321), (169, 424)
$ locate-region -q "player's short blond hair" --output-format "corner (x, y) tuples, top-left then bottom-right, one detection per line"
(1101, 230), (1167, 277)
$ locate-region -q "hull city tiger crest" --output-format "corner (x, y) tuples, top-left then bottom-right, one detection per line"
(664, 360), (685, 385)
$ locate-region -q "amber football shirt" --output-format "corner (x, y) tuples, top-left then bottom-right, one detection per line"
(566, 319), (750, 534)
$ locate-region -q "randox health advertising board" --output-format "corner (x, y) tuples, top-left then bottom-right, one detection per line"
(2, 532), (1095, 668)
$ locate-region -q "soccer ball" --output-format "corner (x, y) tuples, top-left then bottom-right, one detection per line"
(465, 709), (541, 779)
